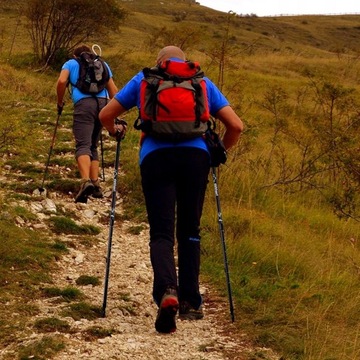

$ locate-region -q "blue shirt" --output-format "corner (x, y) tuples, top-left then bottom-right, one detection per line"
(114, 59), (229, 164)
(62, 59), (113, 104)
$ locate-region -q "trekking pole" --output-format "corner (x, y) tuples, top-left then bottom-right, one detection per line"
(101, 119), (126, 317)
(39, 113), (61, 193)
(211, 166), (235, 322)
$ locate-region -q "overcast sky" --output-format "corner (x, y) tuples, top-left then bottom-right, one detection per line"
(198, 0), (359, 17)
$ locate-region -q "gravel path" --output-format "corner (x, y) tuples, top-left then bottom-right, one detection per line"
(1, 178), (280, 360)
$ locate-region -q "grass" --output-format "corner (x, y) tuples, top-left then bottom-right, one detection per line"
(60, 302), (103, 321)
(48, 216), (101, 235)
(127, 224), (147, 235)
(83, 326), (116, 341)
(1, 1), (360, 359)
(202, 184), (360, 358)
(76, 275), (101, 286)
(0, 203), (66, 350)
(34, 317), (71, 333)
(17, 335), (66, 360)
(42, 286), (84, 302)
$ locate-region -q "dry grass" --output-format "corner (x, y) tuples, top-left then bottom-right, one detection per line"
(1, 1), (360, 359)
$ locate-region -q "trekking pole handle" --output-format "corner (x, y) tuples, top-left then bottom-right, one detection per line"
(114, 118), (128, 141)
(115, 118), (127, 126)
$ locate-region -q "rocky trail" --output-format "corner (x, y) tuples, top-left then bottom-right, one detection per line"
(0, 133), (280, 359)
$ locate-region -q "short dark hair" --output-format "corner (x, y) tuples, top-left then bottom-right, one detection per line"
(73, 45), (91, 58)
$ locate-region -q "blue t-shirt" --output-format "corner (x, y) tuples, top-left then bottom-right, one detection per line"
(114, 60), (229, 164)
(62, 59), (113, 104)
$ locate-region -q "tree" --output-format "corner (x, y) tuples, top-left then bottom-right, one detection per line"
(258, 77), (360, 221)
(25, 0), (127, 67)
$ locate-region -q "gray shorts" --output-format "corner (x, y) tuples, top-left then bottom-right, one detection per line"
(73, 97), (108, 160)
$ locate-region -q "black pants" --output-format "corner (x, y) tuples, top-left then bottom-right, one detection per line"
(140, 147), (210, 309)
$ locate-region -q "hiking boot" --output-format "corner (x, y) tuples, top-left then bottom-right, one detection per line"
(155, 287), (179, 334)
(75, 179), (94, 203)
(179, 301), (204, 320)
(91, 179), (103, 198)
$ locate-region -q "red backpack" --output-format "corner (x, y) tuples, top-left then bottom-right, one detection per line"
(135, 60), (210, 141)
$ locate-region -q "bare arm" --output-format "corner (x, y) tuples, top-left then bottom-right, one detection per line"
(106, 78), (118, 99)
(215, 105), (244, 150)
(99, 97), (128, 135)
(56, 69), (69, 107)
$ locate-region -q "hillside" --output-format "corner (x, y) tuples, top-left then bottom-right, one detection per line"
(2, 1), (360, 359)
(3, 1), (360, 59)
(121, 0), (360, 53)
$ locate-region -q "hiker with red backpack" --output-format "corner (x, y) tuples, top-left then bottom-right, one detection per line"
(99, 46), (243, 333)
(56, 44), (118, 203)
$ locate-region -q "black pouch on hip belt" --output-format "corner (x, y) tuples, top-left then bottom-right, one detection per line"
(204, 120), (227, 167)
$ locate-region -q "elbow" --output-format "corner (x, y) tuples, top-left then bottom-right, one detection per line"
(57, 78), (67, 86)
(231, 117), (244, 136)
(216, 106), (244, 134)
(225, 120), (244, 149)
(231, 125), (243, 146)
(234, 119), (244, 134)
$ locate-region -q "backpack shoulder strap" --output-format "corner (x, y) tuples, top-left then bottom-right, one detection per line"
(143, 66), (168, 80)
(97, 56), (110, 82)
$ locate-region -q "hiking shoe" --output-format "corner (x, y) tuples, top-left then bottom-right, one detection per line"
(179, 301), (204, 320)
(91, 179), (103, 198)
(155, 287), (179, 334)
(75, 179), (94, 203)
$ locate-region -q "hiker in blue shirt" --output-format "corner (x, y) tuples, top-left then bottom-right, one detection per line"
(56, 44), (118, 203)
(99, 46), (243, 334)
